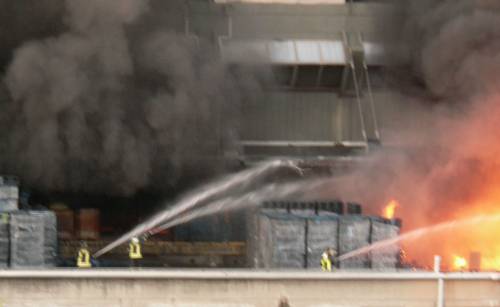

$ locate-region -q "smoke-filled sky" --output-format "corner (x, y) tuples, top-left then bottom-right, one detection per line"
(329, 0), (500, 218)
(0, 0), (262, 196)
(314, 0), (500, 269)
(2, 0), (497, 267)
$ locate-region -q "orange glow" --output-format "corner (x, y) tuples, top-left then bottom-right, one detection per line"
(440, 199), (500, 271)
(453, 255), (467, 270)
(316, 96), (500, 272)
(383, 200), (399, 219)
(401, 197), (500, 271)
(399, 96), (500, 272)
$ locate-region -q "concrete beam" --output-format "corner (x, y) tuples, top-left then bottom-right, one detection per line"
(0, 270), (498, 307)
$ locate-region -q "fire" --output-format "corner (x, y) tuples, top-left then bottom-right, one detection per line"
(400, 201), (500, 271)
(453, 255), (468, 270)
(383, 200), (398, 219)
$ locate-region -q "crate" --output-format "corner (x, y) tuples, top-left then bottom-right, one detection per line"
(54, 209), (75, 239)
(338, 215), (371, 269)
(247, 209), (306, 269)
(0, 213), (9, 268)
(0, 186), (18, 199)
(9, 212), (45, 268)
(292, 210), (339, 269)
(76, 209), (100, 240)
(370, 218), (400, 270)
(0, 198), (18, 212)
(29, 211), (58, 267)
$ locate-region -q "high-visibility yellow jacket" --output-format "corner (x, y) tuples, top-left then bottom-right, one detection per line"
(77, 248), (91, 268)
(129, 241), (143, 260)
(321, 252), (332, 271)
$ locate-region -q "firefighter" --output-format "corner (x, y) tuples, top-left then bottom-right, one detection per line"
(321, 247), (336, 272)
(129, 237), (143, 267)
(76, 241), (92, 268)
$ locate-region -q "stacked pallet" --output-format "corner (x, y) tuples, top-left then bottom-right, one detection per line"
(1, 211), (58, 268)
(31, 211), (58, 267)
(10, 212), (45, 268)
(297, 210), (339, 269)
(370, 217), (400, 270)
(248, 206), (401, 270)
(338, 216), (371, 269)
(0, 177), (18, 212)
(247, 209), (306, 268)
(0, 213), (9, 268)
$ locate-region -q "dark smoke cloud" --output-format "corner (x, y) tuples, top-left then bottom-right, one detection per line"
(0, 0), (262, 195)
(0, 0), (64, 71)
(317, 0), (500, 228)
(310, 1), (500, 267)
(393, 0), (500, 101)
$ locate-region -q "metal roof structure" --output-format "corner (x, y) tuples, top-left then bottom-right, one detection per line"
(221, 38), (384, 66)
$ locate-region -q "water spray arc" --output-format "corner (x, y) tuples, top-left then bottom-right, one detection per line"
(149, 180), (322, 236)
(338, 213), (500, 267)
(94, 160), (303, 257)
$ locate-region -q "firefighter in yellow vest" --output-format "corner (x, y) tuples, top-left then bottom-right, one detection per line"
(77, 241), (92, 268)
(129, 237), (143, 267)
(321, 247), (336, 272)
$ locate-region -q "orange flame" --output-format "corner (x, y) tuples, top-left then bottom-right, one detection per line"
(383, 200), (399, 219)
(401, 201), (500, 271)
(453, 255), (468, 271)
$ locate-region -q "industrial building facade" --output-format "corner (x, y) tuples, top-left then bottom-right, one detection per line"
(0, 0), (402, 268)
(172, 0), (400, 253)
(176, 0), (395, 162)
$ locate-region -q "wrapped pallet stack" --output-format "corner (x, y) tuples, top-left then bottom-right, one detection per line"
(0, 176), (19, 212)
(294, 210), (339, 269)
(9, 212), (45, 268)
(370, 217), (400, 270)
(247, 209), (306, 268)
(338, 215), (371, 269)
(0, 175), (58, 268)
(32, 211), (58, 267)
(248, 201), (401, 270)
(0, 213), (9, 268)
(9, 211), (58, 268)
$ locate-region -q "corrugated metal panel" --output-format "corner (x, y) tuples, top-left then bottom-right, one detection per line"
(319, 40), (346, 64)
(221, 39), (347, 65)
(268, 40), (295, 63)
(295, 41), (319, 63)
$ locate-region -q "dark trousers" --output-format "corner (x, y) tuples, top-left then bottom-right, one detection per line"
(130, 258), (141, 268)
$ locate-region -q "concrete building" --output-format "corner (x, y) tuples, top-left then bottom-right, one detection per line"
(175, 0), (398, 162)
(173, 0), (399, 242)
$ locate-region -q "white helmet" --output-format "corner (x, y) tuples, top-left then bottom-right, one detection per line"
(131, 237), (139, 243)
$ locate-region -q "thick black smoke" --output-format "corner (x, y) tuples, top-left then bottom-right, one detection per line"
(393, 0), (500, 101)
(0, 0), (262, 195)
(321, 0), (500, 224)
(0, 0), (64, 70)
(312, 1), (500, 267)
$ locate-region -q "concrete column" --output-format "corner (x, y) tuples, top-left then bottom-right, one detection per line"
(434, 255), (445, 307)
